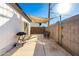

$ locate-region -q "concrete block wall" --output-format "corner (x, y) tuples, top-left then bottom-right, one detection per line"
(46, 14), (79, 55)
(46, 23), (59, 42)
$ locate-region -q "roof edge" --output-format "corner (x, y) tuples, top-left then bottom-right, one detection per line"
(8, 3), (32, 22)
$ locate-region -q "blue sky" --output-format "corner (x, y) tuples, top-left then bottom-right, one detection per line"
(50, 3), (79, 24)
(18, 3), (79, 27)
(18, 3), (48, 18)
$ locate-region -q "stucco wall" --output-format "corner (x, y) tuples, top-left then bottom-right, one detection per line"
(46, 14), (79, 55)
(30, 22), (39, 27)
(0, 4), (29, 55)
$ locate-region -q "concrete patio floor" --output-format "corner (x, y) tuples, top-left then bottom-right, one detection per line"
(3, 34), (71, 56)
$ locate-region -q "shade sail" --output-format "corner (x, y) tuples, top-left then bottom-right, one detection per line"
(30, 16), (49, 23)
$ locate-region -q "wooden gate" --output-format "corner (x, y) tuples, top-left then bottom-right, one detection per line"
(31, 27), (45, 34)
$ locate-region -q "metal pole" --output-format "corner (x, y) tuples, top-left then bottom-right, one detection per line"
(59, 15), (62, 46)
(48, 3), (51, 27)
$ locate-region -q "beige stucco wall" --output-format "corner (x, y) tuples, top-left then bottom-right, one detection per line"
(46, 14), (79, 55)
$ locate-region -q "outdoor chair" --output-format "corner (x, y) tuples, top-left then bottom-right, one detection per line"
(16, 32), (26, 46)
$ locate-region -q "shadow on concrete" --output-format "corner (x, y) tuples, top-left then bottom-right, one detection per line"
(3, 46), (21, 56)
(33, 35), (45, 56)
